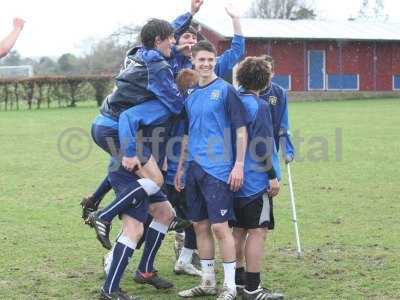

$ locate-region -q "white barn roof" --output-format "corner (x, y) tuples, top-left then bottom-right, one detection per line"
(195, 18), (400, 42)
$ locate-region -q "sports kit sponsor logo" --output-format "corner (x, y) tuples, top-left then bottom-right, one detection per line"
(269, 96), (278, 105)
(220, 209), (227, 216)
(211, 89), (220, 100)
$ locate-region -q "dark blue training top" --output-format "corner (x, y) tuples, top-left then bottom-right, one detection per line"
(234, 91), (279, 199)
(260, 82), (295, 162)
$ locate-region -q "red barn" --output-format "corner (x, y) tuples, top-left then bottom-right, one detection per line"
(194, 18), (400, 98)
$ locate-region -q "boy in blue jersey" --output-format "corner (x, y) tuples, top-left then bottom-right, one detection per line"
(175, 41), (249, 300)
(231, 57), (284, 300)
(165, 4), (246, 277)
(260, 55), (295, 165)
(89, 16), (198, 300)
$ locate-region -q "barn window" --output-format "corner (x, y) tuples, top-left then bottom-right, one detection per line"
(327, 74), (359, 90)
(393, 75), (400, 90)
(272, 75), (291, 90)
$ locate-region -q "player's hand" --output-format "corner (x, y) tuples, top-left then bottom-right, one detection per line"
(267, 178), (280, 197)
(191, 0), (204, 15)
(122, 156), (141, 172)
(176, 69), (199, 92)
(285, 153), (294, 164)
(225, 2), (240, 19)
(228, 162), (244, 192)
(176, 43), (192, 53)
(13, 18), (25, 30)
(174, 167), (184, 192)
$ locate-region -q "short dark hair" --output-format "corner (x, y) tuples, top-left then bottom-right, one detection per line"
(192, 40), (217, 57)
(261, 54), (275, 71)
(236, 56), (272, 92)
(184, 26), (198, 36)
(140, 19), (174, 49)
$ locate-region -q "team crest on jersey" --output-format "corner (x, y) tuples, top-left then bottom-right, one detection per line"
(269, 96), (278, 106)
(211, 90), (220, 100)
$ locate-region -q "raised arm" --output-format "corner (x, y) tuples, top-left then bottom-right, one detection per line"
(215, 5), (245, 77)
(171, 0), (204, 38)
(0, 18), (25, 58)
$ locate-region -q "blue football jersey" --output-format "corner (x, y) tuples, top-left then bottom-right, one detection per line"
(185, 78), (249, 182)
(235, 92), (279, 198)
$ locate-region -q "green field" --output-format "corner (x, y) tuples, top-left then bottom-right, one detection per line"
(1, 99), (399, 300)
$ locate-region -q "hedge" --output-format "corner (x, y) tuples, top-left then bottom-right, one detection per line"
(0, 75), (114, 110)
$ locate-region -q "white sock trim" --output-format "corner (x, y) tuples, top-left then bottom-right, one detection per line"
(137, 178), (160, 196)
(149, 220), (169, 234)
(117, 235), (137, 250)
(200, 259), (215, 273)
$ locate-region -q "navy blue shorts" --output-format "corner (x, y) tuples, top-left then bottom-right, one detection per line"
(185, 162), (233, 224)
(149, 190), (168, 204)
(92, 123), (150, 223)
(91, 123), (152, 165)
(107, 163), (149, 223)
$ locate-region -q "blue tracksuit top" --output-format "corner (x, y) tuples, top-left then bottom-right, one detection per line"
(165, 35), (246, 185)
(100, 12), (192, 119)
(260, 82), (295, 161)
(185, 78), (250, 183)
(234, 91), (280, 199)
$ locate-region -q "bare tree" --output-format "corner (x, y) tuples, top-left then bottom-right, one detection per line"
(247, 0), (316, 19)
(357, 0), (388, 21)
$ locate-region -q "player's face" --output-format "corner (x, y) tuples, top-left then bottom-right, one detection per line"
(178, 32), (197, 58)
(192, 50), (216, 78)
(155, 34), (176, 58)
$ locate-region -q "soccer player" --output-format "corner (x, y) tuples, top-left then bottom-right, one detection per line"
(80, 0), (203, 221)
(231, 57), (284, 300)
(165, 4), (245, 277)
(260, 55), (295, 166)
(90, 18), (190, 300)
(87, 1), (205, 292)
(175, 40), (249, 300)
(0, 18), (25, 58)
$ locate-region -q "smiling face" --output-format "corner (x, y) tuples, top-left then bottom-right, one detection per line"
(192, 50), (216, 80)
(178, 32), (198, 57)
(155, 34), (176, 58)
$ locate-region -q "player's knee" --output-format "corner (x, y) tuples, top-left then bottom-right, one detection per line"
(153, 172), (164, 187)
(193, 220), (210, 236)
(122, 217), (144, 241)
(248, 228), (268, 240)
(211, 222), (230, 240)
(150, 202), (174, 225)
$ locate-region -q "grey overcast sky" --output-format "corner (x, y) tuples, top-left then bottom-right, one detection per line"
(1, 0), (399, 58)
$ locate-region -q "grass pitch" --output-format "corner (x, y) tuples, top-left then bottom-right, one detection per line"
(0, 99), (399, 299)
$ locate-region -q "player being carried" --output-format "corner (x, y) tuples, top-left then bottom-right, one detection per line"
(88, 2), (203, 298)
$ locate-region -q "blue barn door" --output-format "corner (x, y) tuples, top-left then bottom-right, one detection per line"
(308, 50), (325, 90)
